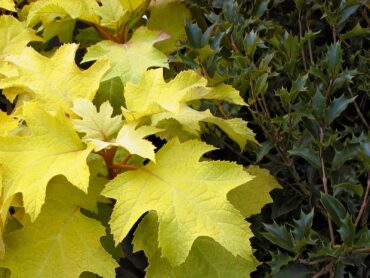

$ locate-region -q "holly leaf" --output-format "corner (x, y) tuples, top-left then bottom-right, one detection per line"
(82, 27), (169, 84)
(133, 212), (258, 277)
(73, 99), (122, 142)
(147, 2), (191, 53)
(0, 44), (109, 112)
(102, 139), (253, 265)
(228, 165), (282, 218)
(0, 15), (42, 56)
(0, 179), (118, 278)
(0, 103), (92, 221)
(0, 0), (15, 12)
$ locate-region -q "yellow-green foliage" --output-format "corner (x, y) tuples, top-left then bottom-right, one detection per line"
(0, 1), (280, 276)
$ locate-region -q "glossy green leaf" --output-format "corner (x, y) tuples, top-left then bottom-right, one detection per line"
(320, 193), (347, 227)
(263, 222), (294, 252)
(288, 147), (320, 169)
(326, 95), (356, 124)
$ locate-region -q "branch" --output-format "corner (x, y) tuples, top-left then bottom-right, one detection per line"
(299, 257), (332, 265)
(93, 24), (121, 43)
(306, 18), (314, 64)
(94, 147), (118, 179)
(320, 127), (335, 245)
(298, 12), (307, 71)
(352, 246), (370, 254)
(362, 8), (370, 27)
(355, 171), (370, 226)
(312, 261), (334, 278)
(346, 85), (370, 130)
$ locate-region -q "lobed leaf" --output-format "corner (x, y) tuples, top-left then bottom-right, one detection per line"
(0, 179), (117, 278)
(0, 44), (109, 112)
(228, 165), (281, 218)
(0, 103), (92, 221)
(83, 27), (169, 84)
(133, 212), (259, 277)
(102, 138), (254, 265)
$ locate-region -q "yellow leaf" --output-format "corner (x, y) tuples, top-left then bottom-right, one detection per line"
(102, 139), (254, 265)
(26, 0), (100, 27)
(73, 99), (122, 142)
(182, 83), (247, 106)
(112, 122), (161, 161)
(118, 0), (148, 11)
(0, 0), (15, 12)
(0, 44), (109, 112)
(122, 69), (206, 120)
(72, 99), (160, 160)
(0, 179), (118, 278)
(147, 2), (191, 53)
(0, 15), (41, 56)
(90, 121), (161, 161)
(96, 0), (128, 30)
(0, 103), (92, 221)
(123, 69), (254, 149)
(83, 27), (169, 84)
(228, 165), (282, 218)
(0, 111), (18, 136)
(133, 213), (259, 277)
(152, 104), (256, 149)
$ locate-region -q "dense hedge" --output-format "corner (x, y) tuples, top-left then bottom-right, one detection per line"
(178, 0), (370, 276)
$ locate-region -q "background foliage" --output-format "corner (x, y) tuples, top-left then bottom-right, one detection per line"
(0, 0), (369, 277)
(176, 0), (370, 277)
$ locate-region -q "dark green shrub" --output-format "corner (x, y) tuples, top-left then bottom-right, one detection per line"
(178, 0), (370, 276)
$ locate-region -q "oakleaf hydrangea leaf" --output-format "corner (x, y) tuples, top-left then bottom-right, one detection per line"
(0, 0), (15, 12)
(0, 179), (117, 278)
(0, 103), (92, 221)
(123, 69), (255, 149)
(119, 0), (148, 11)
(0, 15), (42, 56)
(93, 77), (124, 114)
(0, 167), (13, 259)
(102, 139), (253, 265)
(133, 212), (259, 277)
(112, 123), (161, 161)
(0, 44), (109, 111)
(96, 0), (128, 30)
(89, 122), (161, 161)
(228, 165), (282, 218)
(42, 18), (76, 43)
(122, 69), (207, 120)
(82, 27), (169, 84)
(152, 104), (256, 150)
(147, 2), (191, 53)
(73, 99), (122, 142)
(0, 111), (17, 136)
(182, 83), (247, 106)
(26, 0), (100, 27)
